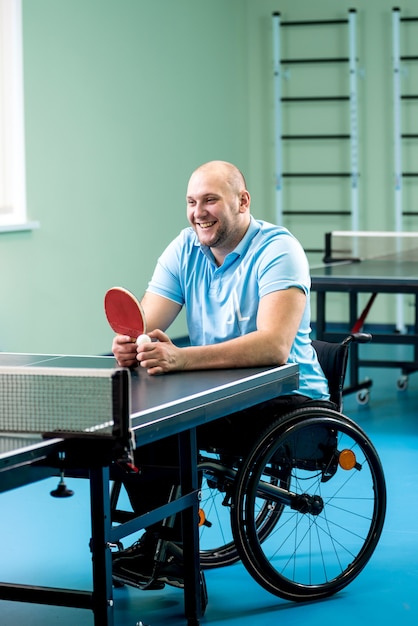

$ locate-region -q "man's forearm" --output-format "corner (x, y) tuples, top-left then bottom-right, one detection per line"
(179, 333), (288, 370)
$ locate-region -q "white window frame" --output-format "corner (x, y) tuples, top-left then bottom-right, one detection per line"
(0, 0), (38, 232)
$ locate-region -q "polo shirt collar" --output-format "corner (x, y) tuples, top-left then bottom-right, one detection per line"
(198, 216), (260, 266)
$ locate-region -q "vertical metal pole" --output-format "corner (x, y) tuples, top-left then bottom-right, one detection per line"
(393, 7), (406, 332)
(393, 7), (403, 233)
(272, 12), (282, 225)
(89, 466), (114, 626)
(179, 428), (202, 625)
(349, 9), (359, 236)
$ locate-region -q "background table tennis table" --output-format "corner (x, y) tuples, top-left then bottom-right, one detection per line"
(0, 353), (298, 626)
(310, 245), (418, 398)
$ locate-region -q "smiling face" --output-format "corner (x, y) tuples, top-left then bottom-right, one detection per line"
(186, 161), (251, 265)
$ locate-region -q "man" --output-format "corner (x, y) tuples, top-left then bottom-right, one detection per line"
(111, 160), (330, 589)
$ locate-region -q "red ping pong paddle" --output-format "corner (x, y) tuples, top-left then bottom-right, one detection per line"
(104, 287), (146, 341)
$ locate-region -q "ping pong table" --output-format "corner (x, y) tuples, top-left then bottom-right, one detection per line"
(0, 353), (299, 626)
(310, 231), (418, 398)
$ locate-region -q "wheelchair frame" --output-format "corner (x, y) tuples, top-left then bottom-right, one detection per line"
(112, 333), (387, 605)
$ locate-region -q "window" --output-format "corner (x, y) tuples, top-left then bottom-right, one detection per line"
(0, 0), (37, 232)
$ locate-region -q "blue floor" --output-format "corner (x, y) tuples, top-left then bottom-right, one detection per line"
(0, 363), (417, 626)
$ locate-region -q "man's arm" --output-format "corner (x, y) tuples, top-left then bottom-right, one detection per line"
(137, 287), (306, 375)
(141, 291), (183, 331)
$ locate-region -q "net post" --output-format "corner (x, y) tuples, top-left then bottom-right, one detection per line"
(323, 232), (333, 263)
(111, 368), (133, 462)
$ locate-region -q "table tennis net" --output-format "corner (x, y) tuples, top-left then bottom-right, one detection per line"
(0, 366), (128, 436)
(324, 230), (418, 263)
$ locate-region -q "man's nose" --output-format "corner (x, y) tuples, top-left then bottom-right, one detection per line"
(194, 202), (207, 217)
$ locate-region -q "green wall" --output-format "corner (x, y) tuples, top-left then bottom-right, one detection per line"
(248, 0), (418, 329)
(1, 0), (416, 355)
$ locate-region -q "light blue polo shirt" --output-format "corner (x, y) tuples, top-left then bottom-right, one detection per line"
(147, 217), (329, 400)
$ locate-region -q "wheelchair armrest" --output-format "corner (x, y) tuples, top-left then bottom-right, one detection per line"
(342, 332), (372, 346)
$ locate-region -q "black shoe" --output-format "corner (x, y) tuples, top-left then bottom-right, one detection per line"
(112, 534), (165, 590)
(113, 534), (186, 590)
(112, 535), (152, 564)
(156, 554), (184, 589)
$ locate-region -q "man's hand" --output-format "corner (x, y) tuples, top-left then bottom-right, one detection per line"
(112, 335), (138, 368)
(136, 329), (186, 375)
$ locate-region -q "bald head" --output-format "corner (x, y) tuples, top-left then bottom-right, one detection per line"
(190, 161), (248, 196)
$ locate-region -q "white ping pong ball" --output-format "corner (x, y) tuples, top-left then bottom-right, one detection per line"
(136, 334), (151, 345)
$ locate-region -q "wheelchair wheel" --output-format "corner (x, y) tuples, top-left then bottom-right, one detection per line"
(198, 452), (290, 569)
(231, 407), (386, 601)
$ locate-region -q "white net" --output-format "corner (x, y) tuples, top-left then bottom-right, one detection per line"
(0, 433), (43, 455)
(0, 367), (116, 435)
(325, 230), (418, 262)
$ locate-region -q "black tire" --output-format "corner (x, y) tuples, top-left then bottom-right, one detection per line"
(231, 407), (386, 601)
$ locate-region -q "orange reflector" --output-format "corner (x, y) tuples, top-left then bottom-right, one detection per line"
(339, 449), (357, 470)
(198, 509), (206, 527)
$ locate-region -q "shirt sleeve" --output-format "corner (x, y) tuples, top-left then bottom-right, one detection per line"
(256, 231), (311, 299)
(146, 232), (187, 305)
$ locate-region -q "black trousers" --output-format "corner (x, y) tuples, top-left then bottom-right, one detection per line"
(116, 394), (336, 538)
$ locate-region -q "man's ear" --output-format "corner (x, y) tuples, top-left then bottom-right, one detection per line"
(239, 190), (251, 211)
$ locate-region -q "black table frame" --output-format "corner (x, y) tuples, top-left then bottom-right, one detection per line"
(311, 273), (418, 395)
(0, 362), (298, 626)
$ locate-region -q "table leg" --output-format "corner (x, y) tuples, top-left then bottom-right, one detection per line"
(178, 428), (203, 625)
(316, 291), (326, 339)
(414, 293), (418, 363)
(89, 466), (115, 626)
(349, 291), (360, 388)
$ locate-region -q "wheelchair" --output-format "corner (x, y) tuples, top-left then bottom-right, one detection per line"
(111, 332), (386, 606)
(197, 332), (386, 602)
